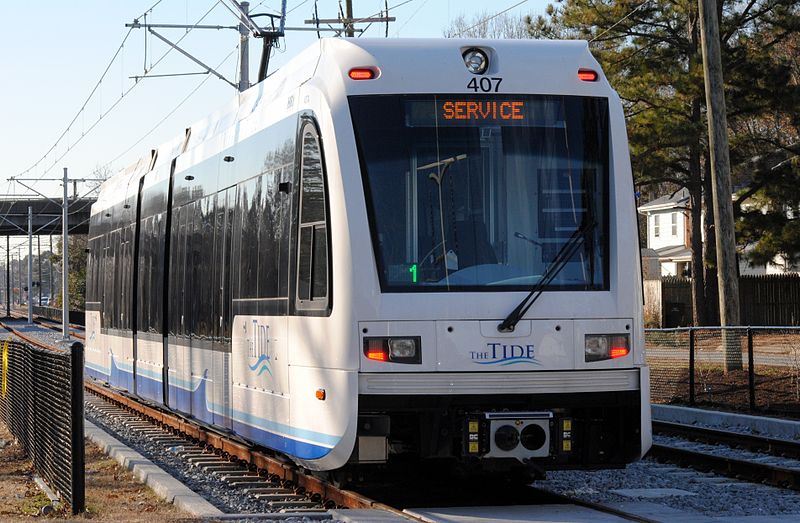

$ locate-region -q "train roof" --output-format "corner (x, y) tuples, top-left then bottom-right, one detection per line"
(93, 37), (608, 216)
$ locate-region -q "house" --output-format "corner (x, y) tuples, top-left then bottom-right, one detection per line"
(637, 189), (799, 277)
(637, 189), (692, 277)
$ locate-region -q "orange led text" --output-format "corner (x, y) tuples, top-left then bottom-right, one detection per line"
(441, 101), (525, 121)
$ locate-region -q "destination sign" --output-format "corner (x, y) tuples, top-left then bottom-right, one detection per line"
(405, 97), (564, 128)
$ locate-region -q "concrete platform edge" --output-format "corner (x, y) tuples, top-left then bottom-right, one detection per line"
(84, 419), (223, 518)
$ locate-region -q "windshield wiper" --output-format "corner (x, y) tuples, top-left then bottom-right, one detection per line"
(497, 219), (596, 333)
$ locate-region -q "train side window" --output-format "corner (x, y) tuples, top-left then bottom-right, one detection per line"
(296, 122), (329, 310)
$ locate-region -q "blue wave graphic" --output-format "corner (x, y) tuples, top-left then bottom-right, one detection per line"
(249, 354), (272, 376)
(248, 354), (270, 370)
(473, 357), (541, 366)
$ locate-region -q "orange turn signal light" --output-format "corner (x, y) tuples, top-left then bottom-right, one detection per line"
(316, 388), (326, 400)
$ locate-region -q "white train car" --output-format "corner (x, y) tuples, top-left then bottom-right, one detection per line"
(86, 38), (650, 478)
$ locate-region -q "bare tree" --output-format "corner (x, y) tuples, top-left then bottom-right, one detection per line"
(443, 12), (531, 39)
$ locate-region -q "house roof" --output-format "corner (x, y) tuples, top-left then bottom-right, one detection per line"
(654, 244), (692, 262)
(637, 188), (690, 213)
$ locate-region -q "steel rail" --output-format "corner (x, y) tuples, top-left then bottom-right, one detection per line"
(7, 311), (85, 340)
(648, 443), (800, 491)
(653, 420), (800, 460)
(84, 380), (422, 520)
(0, 320), (64, 351)
(528, 488), (661, 523)
(0, 317), (681, 521)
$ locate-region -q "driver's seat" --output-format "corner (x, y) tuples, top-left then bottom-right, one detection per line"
(450, 218), (497, 268)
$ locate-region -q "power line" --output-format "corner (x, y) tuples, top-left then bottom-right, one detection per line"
(13, 0), (224, 190)
(396, 0), (431, 34)
(453, 0), (528, 38)
(590, 0), (652, 43)
(14, 28), (134, 182)
(102, 46), (239, 171)
(14, 0), (169, 184)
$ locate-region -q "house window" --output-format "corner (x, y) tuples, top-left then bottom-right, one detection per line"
(671, 212), (678, 236)
(654, 215), (660, 237)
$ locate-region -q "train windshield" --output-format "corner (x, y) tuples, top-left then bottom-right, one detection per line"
(349, 94), (609, 292)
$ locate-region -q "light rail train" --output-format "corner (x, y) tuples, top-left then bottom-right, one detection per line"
(86, 38), (651, 478)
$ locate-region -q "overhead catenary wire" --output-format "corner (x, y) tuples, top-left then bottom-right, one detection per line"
(12, 0), (225, 191)
(13, 0), (168, 184)
(452, 0), (529, 38)
(589, 0), (652, 43)
(102, 46), (239, 170)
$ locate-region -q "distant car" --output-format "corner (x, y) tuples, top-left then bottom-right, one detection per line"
(40, 297), (50, 306)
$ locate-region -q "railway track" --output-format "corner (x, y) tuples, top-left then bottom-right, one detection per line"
(8, 311), (85, 340)
(651, 421), (800, 490)
(85, 379), (418, 518)
(0, 317), (668, 522)
(84, 379), (660, 522)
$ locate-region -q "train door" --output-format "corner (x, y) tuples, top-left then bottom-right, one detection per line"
(212, 187), (234, 429)
(168, 203), (191, 413)
(188, 199), (211, 422)
(131, 175), (145, 397)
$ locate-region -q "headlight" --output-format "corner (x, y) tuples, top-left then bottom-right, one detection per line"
(364, 337), (421, 364)
(387, 338), (416, 359)
(585, 334), (630, 362)
(463, 48), (489, 75)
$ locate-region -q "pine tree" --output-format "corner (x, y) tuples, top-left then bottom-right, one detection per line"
(528, 0), (800, 323)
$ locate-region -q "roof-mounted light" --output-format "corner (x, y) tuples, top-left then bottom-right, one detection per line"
(578, 69), (598, 82)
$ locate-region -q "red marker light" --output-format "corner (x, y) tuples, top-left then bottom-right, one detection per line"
(610, 346), (629, 359)
(365, 338), (388, 361)
(348, 68), (376, 80)
(578, 69), (598, 82)
(366, 349), (388, 361)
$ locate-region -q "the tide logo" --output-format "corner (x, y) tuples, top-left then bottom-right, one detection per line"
(470, 342), (540, 366)
(247, 321), (272, 377)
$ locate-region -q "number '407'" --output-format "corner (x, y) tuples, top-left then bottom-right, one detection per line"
(467, 77), (503, 93)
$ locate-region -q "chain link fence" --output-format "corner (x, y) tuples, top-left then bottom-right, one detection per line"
(0, 340), (85, 513)
(647, 327), (800, 418)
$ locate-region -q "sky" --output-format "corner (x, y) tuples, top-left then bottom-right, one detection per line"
(0, 0), (549, 209)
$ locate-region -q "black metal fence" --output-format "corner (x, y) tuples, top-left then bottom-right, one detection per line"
(32, 306), (85, 326)
(647, 327), (800, 418)
(660, 275), (800, 327)
(0, 340), (85, 513)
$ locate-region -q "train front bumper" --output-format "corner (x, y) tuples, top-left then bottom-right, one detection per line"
(356, 367), (650, 469)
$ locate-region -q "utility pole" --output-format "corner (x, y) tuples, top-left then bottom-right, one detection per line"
(37, 235), (42, 306)
(238, 2), (250, 92)
(49, 235), (53, 302)
(305, 2), (393, 37)
(28, 207), (33, 323)
(5, 236), (9, 317)
(16, 248), (21, 306)
(698, 0), (741, 370)
(345, 0), (355, 37)
(8, 169), (102, 340)
(62, 167), (69, 339)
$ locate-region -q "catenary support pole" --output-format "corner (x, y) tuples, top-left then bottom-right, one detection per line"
(28, 206), (33, 323)
(49, 234), (53, 301)
(5, 236), (9, 317)
(238, 2), (250, 92)
(698, 0), (741, 370)
(345, 0), (354, 37)
(62, 167), (69, 340)
(37, 235), (42, 306)
(16, 248), (21, 306)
